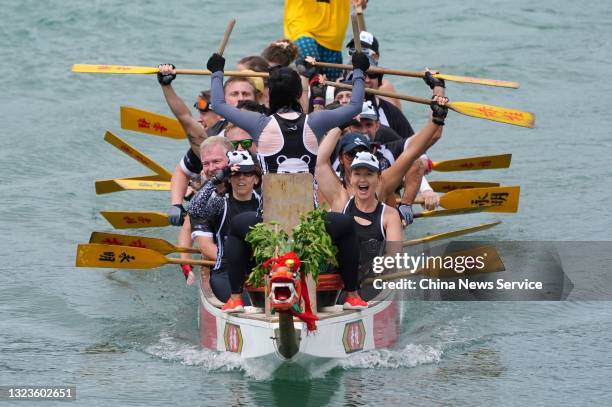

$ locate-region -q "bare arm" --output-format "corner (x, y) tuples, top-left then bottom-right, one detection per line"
(380, 119), (442, 201)
(171, 164), (190, 205)
(195, 235), (217, 260)
(315, 128), (349, 212)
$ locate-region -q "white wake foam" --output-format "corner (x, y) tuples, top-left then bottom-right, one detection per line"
(145, 332), (244, 372)
(340, 343), (442, 369)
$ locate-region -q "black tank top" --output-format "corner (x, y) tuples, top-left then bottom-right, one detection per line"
(259, 113), (317, 175)
(342, 197), (386, 243)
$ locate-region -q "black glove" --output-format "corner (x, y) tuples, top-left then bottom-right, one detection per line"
(423, 71), (445, 89)
(296, 57), (317, 79)
(398, 204), (414, 225)
(430, 97), (448, 125)
(206, 53), (225, 73)
(351, 51), (370, 73)
(167, 204), (186, 226)
(210, 167), (232, 185)
(157, 64), (176, 86)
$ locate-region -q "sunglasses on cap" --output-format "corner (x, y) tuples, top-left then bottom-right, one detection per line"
(230, 139), (254, 149)
(344, 147), (369, 159)
(193, 96), (210, 112)
(347, 47), (377, 57)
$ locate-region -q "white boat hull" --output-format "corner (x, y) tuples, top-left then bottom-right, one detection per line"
(198, 281), (399, 372)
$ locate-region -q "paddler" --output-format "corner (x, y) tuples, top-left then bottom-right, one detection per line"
(315, 94), (448, 281)
(205, 49), (371, 311)
(189, 145), (262, 303)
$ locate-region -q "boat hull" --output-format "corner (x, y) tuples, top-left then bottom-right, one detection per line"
(198, 281), (400, 372)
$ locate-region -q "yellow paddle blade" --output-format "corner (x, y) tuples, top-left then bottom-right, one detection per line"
(114, 179), (171, 191)
(120, 106), (186, 139)
(403, 221), (501, 247)
(72, 64), (159, 74)
(439, 186), (520, 213)
(434, 73), (519, 89)
(428, 181), (501, 193)
(433, 154), (512, 172)
(448, 101), (535, 128)
(413, 206), (496, 218)
(76, 243), (169, 269)
(104, 131), (172, 180)
(100, 211), (169, 229)
(95, 175), (166, 195)
(89, 232), (199, 255)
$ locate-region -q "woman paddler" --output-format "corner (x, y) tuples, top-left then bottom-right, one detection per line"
(204, 50), (371, 312)
(315, 94), (449, 282)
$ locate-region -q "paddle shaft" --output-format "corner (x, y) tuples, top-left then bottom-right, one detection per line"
(175, 69), (267, 77)
(355, 5), (366, 30)
(316, 61), (430, 80)
(324, 80), (431, 106)
(218, 18), (236, 55)
(351, 15), (362, 53)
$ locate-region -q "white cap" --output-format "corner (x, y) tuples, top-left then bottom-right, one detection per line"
(350, 151), (380, 172)
(359, 100), (378, 121)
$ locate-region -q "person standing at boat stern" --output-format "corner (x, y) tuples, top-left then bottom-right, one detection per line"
(205, 50), (370, 312)
(284, 0), (369, 81)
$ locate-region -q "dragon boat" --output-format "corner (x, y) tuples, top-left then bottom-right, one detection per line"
(196, 173), (401, 371)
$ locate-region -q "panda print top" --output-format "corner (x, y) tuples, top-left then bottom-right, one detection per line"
(209, 69), (365, 175)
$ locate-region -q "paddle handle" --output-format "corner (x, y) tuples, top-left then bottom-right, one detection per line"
(218, 18), (236, 55)
(174, 247), (202, 254)
(175, 69), (268, 77)
(323, 80), (432, 106)
(166, 258), (216, 266)
(351, 15), (362, 52)
(313, 61), (426, 79)
(355, 5), (366, 31)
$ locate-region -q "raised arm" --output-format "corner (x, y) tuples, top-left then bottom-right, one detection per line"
(308, 52), (371, 139)
(206, 54), (269, 142)
(315, 128), (349, 212)
(157, 64), (206, 152)
(380, 95), (448, 201)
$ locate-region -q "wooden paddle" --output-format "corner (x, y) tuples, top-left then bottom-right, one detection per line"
(413, 206), (497, 218)
(324, 81), (535, 128)
(428, 181), (501, 193)
(120, 106), (186, 139)
(351, 15), (362, 53)
(113, 179), (171, 191)
(218, 18), (237, 55)
(72, 64), (269, 77)
(362, 245), (505, 284)
(355, 5), (366, 31)
(104, 131), (173, 180)
(89, 232), (200, 255)
(433, 154), (511, 171)
(101, 211), (170, 229)
(76, 244), (214, 269)
(311, 60), (519, 89)
(412, 186), (520, 213)
(403, 221), (501, 247)
(95, 175), (168, 195)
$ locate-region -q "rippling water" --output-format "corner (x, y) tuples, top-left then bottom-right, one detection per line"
(1, 0), (612, 405)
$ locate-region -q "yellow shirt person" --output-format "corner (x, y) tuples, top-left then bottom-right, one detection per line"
(283, 0), (367, 80)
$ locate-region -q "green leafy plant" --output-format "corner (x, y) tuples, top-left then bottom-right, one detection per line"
(245, 208), (338, 287)
(292, 208), (338, 282)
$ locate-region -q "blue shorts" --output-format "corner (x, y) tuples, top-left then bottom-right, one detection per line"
(294, 36), (343, 81)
